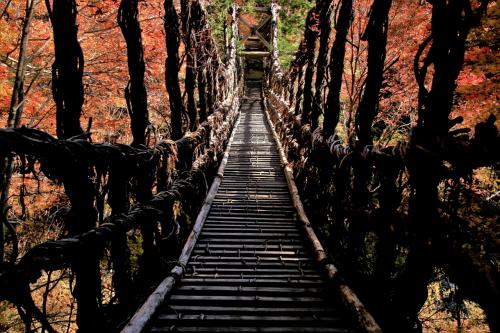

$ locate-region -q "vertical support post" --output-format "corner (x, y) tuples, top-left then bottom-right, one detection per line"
(269, 2), (281, 86)
(227, 3), (239, 93)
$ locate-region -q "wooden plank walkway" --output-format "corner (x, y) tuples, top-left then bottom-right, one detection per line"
(143, 82), (356, 332)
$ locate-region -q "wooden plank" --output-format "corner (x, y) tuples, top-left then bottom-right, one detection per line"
(164, 305), (336, 314)
(175, 285), (324, 295)
(202, 226), (299, 231)
(187, 262), (314, 269)
(200, 232), (302, 238)
(239, 51), (271, 58)
(183, 274), (323, 279)
(193, 243), (305, 249)
(196, 238), (303, 244)
(155, 314), (342, 324)
(253, 7), (272, 13)
(168, 295), (327, 305)
(202, 223), (298, 228)
(204, 216), (296, 222)
(179, 278), (324, 286)
(188, 257), (312, 264)
(190, 250), (302, 256)
(150, 327), (350, 333)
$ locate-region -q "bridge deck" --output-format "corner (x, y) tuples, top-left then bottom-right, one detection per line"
(144, 83), (356, 332)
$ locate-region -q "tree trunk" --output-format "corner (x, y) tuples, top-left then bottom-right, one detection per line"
(206, 61), (216, 115)
(198, 65), (208, 123)
(49, 0), (85, 139)
(294, 66), (305, 116)
(73, 246), (103, 333)
(48, 5), (99, 329)
(402, 1), (491, 331)
(301, 8), (319, 124)
(348, 1), (392, 326)
(164, 0), (185, 140)
(185, 29), (198, 131)
(324, 0), (352, 137)
(118, 0), (149, 146)
(0, 0), (35, 264)
(311, 0), (332, 130)
(193, 1), (208, 123)
(354, 0), (392, 146)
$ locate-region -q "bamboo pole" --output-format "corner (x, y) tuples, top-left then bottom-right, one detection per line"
(262, 90), (382, 333)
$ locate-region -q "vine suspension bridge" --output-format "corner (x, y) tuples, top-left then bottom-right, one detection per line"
(122, 82), (372, 332)
(1, 1), (497, 333)
(122, 4), (377, 331)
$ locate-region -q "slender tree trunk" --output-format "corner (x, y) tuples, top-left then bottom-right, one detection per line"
(118, 0), (149, 146)
(48, 0), (85, 139)
(73, 248), (103, 333)
(206, 61), (216, 115)
(164, 0), (185, 140)
(193, 1), (208, 123)
(354, 0), (392, 146)
(198, 64), (208, 123)
(185, 28), (198, 131)
(0, 0), (35, 264)
(294, 66), (305, 116)
(301, 8), (319, 124)
(227, 4), (239, 94)
(269, 2), (280, 85)
(7, 0), (34, 129)
(311, 0), (332, 130)
(323, 0), (352, 136)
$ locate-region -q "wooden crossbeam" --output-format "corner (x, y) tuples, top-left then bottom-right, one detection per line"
(237, 10), (272, 51)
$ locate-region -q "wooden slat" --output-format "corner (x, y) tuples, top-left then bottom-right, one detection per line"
(154, 314), (342, 324)
(150, 327), (350, 333)
(162, 305), (336, 314)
